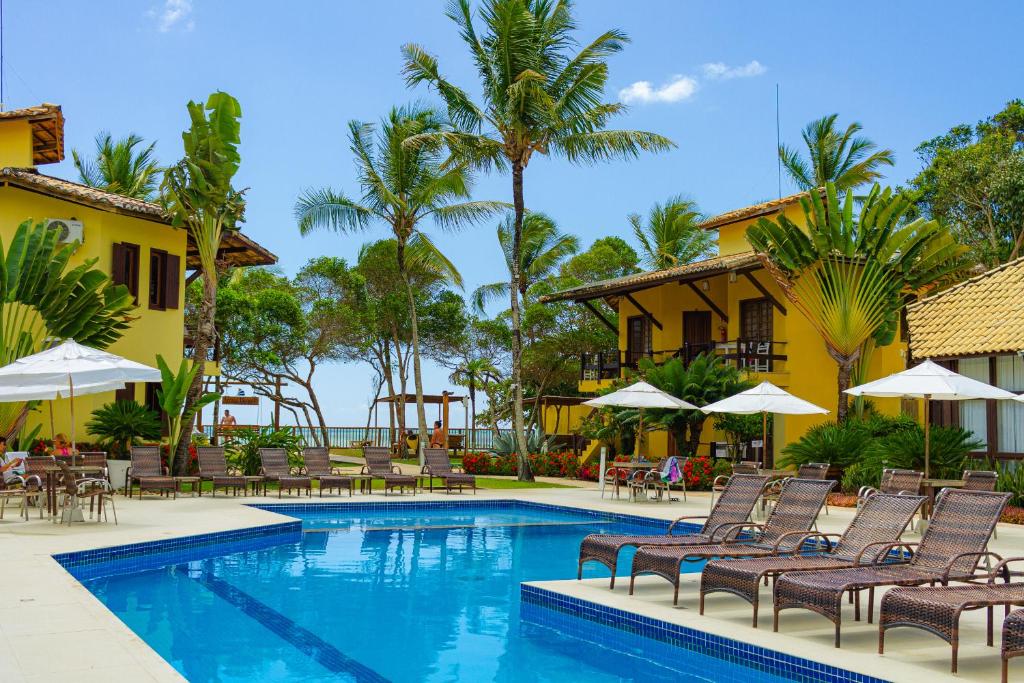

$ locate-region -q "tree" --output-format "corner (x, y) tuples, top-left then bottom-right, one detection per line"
(73, 132), (162, 200)
(559, 236), (640, 283)
(295, 105), (501, 462)
(403, 0), (674, 479)
(472, 212), (579, 311)
(161, 92), (246, 474)
(630, 196), (714, 270)
(449, 357), (499, 448)
(779, 114), (894, 192)
(745, 182), (965, 420)
(910, 100), (1024, 267)
(156, 355), (220, 473)
(0, 221), (135, 438)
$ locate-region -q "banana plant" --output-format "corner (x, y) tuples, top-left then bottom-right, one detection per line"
(156, 355), (220, 472)
(746, 182), (966, 420)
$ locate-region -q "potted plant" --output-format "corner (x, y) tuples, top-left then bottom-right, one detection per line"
(86, 400), (161, 489)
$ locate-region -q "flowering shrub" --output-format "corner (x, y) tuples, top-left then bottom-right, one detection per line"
(578, 463), (600, 481)
(683, 455), (715, 489)
(28, 439), (103, 456)
(1001, 506), (1024, 525)
(156, 442), (199, 475)
(464, 451), (583, 478)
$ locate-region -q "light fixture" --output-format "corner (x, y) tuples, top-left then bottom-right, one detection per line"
(700, 280), (710, 291)
(729, 271), (737, 283)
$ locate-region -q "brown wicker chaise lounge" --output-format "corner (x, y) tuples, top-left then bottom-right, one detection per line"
(259, 448), (311, 497)
(302, 447), (354, 497)
(197, 446), (252, 496)
(630, 478), (836, 604)
(579, 474), (770, 589)
(878, 557), (1024, 673)
(700, 492), (925, 626)
(126, 446), (178, 499)
(422, 448), (475, 494)
(858, 468), (923, 505)
(773, 488), (1011, 647)
(1004, 608), (1024, 683)
(362, 446), (417, 495)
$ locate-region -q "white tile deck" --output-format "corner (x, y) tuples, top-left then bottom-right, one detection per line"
(0, 482), (1018, 682)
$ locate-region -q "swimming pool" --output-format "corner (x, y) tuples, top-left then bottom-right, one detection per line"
(55, 502), (865, 682)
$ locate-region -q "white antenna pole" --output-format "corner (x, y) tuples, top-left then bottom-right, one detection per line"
(775, 83), (781, 199)
(1, 0), (5, 111)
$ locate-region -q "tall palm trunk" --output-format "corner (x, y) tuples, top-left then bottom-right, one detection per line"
(469, 383), (476, 451)
(510, 162), (533, 481)
(828, 347), (858, 422)
(177, 269), (216, 474)
(397, 240), (429, 466)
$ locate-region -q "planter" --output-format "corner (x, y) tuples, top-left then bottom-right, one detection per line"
(106, 459), (131, 493)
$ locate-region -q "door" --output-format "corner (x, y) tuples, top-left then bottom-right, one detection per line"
(626, 316), (651, 367)
(739, 298), (774, 371)
(682, 311), (712, 363)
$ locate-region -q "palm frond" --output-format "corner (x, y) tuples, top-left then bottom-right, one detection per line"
(294, 188), (373, 235)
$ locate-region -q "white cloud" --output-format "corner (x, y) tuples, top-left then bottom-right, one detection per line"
(701, 60), (766, 80)
(151, 0), (194, 33)
(619, 75), (698, 105)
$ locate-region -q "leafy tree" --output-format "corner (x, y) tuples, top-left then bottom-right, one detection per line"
(630, 196), (714, 270)
(559, 236), (640, 283)
(156, 355), (220, 473)
(450, 357), (500, 446)
(73, 132), (162, 200)
(779, 114), (894, 192)
(910, 100), (1024, 266)
(295, 105), (501, 461)
(403, 0), (674, 479)
(746, 182), (965, 420)
(161, 91), (246, 473)
(86, 401), (161, 458)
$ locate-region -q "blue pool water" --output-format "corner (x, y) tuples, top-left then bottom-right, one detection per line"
(74, 504), (793, 683)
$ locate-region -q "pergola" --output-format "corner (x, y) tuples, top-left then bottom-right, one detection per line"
(373, 392), (468, 449)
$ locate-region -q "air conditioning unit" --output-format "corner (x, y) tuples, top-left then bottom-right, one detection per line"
(44, 218), (85, 244)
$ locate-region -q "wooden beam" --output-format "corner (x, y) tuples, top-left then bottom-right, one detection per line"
(743, 271), (787, 315)
(581, 300), (618, 334)
(685, 282), (728, 322)
(623, 293), (663, 330)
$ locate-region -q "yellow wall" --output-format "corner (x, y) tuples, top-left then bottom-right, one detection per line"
(0, 185), (186, 442)
(0, 120), (34, 168)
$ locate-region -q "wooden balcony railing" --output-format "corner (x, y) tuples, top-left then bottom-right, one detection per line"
(580, 339), (788, 381)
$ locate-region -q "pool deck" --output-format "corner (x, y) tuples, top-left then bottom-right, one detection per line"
(0, 482), (1018, 682)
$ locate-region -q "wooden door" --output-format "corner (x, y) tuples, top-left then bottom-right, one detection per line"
(682, 311), (712, 363)
(626, 316), (651, 367)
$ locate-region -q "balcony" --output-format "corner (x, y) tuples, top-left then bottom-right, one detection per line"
(580, 340), (788, 381)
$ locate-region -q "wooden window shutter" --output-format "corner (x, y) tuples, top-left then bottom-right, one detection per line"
(114, 383), (135, 403)
(112, 243), (127, 285)
(164, 253), (181, 309)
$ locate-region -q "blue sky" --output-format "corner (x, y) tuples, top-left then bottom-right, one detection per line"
(2, 1), (1022, 427)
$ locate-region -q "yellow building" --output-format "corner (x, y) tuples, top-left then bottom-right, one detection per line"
(541, 192), (908, 465)
(0, 103), (275, 441)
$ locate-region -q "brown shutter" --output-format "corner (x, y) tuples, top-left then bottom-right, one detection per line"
(128, 244), (140, 301)
(164, 253), (180, 309)
(115, 383), (135, 403)
(112, 243), (127, 286)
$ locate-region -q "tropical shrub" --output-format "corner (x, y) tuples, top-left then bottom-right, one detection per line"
(156, 355), (220, 473)
(996, 462), (1024, 507)
(859, 425), (982, 480)
(778, 420), (873, 469)
(224, 426), (305, 476)
(86, 401), (161, 458)
(491, 428), (555, 457)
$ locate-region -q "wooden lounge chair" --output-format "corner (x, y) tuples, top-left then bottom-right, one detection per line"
(197, 446), (251, 496)
(421, 448), (475, 494)
(362, 446), (417, 495)
(302, 447), (353, 497)
(878, 557), (1024, 673)
(1004, 608), (1024, 683)
(699, 493), (925, 626)
(579, 474), (770, 589)
(629, 478), (836, 605)
(126, 446), (177, 499)
(773, 488), (1011, 647)
(259, 448), (311, 497)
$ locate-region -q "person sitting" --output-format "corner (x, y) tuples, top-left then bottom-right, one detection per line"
(430, 421), (445, 448)
(0, 437), (24, 484)
(52, 433), (76, 457)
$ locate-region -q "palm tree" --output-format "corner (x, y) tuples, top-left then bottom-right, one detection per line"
(403, 0), (674, 479)
(779, 114), (895, 192)
(449, 357), (499, 449)
(295, 105), (503, 461)
(746, 182), (965, 420)
(630, 196), (714, 270)
(472, 212), (579, 311)
(73, 132), (161, 200)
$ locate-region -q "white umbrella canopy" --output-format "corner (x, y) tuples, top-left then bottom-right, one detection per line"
(0, 340), (160, 449)
(845, 359), (1017, 478)
(701, 382), (828, 465)
(584, 381), (698, 461)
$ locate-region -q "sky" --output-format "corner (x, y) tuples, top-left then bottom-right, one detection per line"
(1, 0), (1022, 428)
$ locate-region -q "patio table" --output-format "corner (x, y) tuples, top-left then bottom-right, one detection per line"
(174, 476), (201, 497)
(920, 478), (965, 520)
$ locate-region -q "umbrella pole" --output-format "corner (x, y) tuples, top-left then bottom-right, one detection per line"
(762, 411), (767, 468)
(69, 375), (76, 454)
(923, 394), (931, 479)
(48, 401), (54, 440)
(634, 409), (643, 463)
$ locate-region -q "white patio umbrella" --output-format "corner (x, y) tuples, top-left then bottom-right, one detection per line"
(844, 359), (1017, 478)
(700, 381), (828, 464)
(0, 340), (160, 449)
(584, 381), (698, 461)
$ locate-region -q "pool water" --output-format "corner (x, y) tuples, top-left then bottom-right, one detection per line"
(79, 505), (790, 682)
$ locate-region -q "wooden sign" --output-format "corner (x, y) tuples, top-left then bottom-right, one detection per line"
(222, 396), (259, 406)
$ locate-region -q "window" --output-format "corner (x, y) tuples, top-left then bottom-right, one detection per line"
(625, 315), (651, 367)
(739, 298), (774, 371)
(997, 355), (1024, 454)
(958, 357), (988, 448)
(148, 249), (181, 310)
(112, 242), (140, 303)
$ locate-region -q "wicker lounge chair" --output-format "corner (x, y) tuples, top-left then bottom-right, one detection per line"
(630, 478), (836, 604)
(773, 488), (1011, 647)
(55, 459), (117, 524)
(422, 448), (475, 494)
(197, 446), (251, 496)
(302, 447), (353, 497)
(700, 493), (925, 626)
(126, 446), (177, 499)
(858, 468), (923, 505)
(760, 462), (831, 518)
(962, 469), (998, 491)
(259, 448), (311, 497)
(362, 446), (417, 495)
(709, 461), (762, 510)
(1004, 608), (1024, 683)
(878, 557), (1024, 673)
(579, 474), (769, 589)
